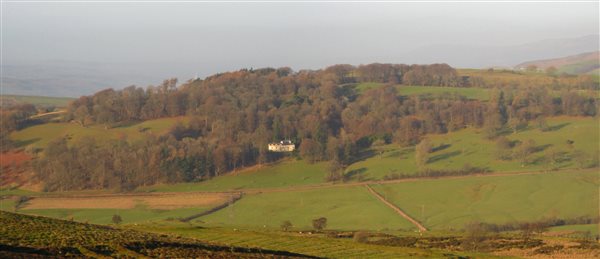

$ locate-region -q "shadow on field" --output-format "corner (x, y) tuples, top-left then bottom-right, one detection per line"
(345, 167), (367, 180)
(546, 122), (570, 132)
(533, 144), (552, 153)
(112, 120), (145, 128)
(352, 149), (377, 163)
(14, 138), (40, 148)
(427, 151), (461, 164)
(431, 143), (451, 152)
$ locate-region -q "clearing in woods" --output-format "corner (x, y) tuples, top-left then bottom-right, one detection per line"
(10, 116), (190, 149)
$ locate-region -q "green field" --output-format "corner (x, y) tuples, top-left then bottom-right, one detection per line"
(549, 224), (599, 237)
(7, 115), (597, 194)
(138, 116), (598, 193)
(347, 116), (599, 181)
(141, 160), (328, 193)
(10, 116), (189, 149)
(0, 199), (16, 212)
(199, 185), (416, 231)
(354, 83), (491, 100)
(396, 85), (490, 100)
(558, 60), (600, 75)
(372, 170), (598, 230)
(1, 94), (74, 107)
(19, 206), (209, 225)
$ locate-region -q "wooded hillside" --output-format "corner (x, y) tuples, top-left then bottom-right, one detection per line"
(14, 63), (598, 191)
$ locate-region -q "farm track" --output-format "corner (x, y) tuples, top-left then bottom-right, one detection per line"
(364, 185), (428, 232)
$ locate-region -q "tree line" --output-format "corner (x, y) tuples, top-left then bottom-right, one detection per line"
(0, 104), (37, 151)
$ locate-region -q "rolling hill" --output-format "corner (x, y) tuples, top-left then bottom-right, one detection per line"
(515, 51), (600, 75)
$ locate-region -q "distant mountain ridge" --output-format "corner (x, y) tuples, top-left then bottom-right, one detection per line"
(2, 35), (598, 97)
(515, 51), (600, 75)
(399, 34), (599, 69)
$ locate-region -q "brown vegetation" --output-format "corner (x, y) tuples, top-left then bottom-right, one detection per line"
(22, 192), (229, 210)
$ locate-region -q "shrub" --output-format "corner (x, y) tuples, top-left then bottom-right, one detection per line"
(312, 217), (327, 231)
(280, 220), (292, 231)
(353, 231), (369, 243)
(112, 214), (122, 225)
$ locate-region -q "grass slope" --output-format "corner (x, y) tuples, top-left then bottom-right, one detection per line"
(10, 116), (188, 149)
(371, 170), (598, 230)
(142, 160), (328, 193)
(140, 116), (597, 192)
(347, 116), (598, 181)
(355, 83), (491, 100)
(199, 186), (416, 231)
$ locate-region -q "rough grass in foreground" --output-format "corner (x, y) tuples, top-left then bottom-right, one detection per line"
(135, 222), (489, 259)
(0, 211), (311, 258)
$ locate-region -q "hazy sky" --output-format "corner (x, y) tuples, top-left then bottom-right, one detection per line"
(2, 2), (599, 96)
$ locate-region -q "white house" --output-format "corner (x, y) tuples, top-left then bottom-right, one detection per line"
(268, 140), (295, 152)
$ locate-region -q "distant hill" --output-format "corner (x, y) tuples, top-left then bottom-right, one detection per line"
(515, 51), (600, 75)
(400, 34), (599, 69)
(3, 35), (598, 97)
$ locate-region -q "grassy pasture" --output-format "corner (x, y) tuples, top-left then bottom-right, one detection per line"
(0, 199), (16, 212)
(558, 59), (600, 75)
(458, 68), (553, 81)
(354, 82), (491, 100)
(371, 170), (598, 230)
(548, 224), (598, 237)
(199, 185), (416, 231)
(396, 85), (490, 100)
(346, 116), (598, 181)
(141, 160), (329, 193)
(10, 116), (188, 149)
(140, 116), (597, 192)
(9, 191), (228, 224)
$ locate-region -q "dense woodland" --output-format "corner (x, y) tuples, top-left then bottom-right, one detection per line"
(9, 63), (598, 191)
(0, 104), (37, 151)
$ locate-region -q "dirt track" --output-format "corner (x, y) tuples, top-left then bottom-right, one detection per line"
(365, 185), (428, 232)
